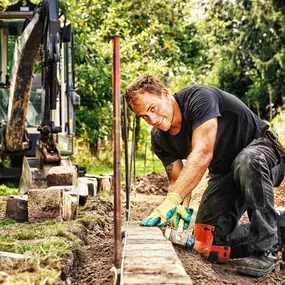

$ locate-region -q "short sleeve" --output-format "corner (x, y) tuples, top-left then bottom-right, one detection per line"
(186, 87), (221, 131)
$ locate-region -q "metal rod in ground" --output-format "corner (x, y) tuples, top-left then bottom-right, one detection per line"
(129, 116), (136, 186)
(144, 140), (147, 176)
(152, 149), (155, 172)
(122, 95), (130, 220)
(111, 35), (121, 281)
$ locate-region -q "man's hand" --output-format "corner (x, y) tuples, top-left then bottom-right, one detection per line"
(176, 205), (194, 230)
(140, 192), (183, 227)
(168, 205), (194, 229)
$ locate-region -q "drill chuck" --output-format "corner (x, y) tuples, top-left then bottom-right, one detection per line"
(185, 234), (195, 250)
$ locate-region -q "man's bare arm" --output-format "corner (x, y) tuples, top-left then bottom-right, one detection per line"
(168, 117), (218, 198)
(165, 160), (183, 185)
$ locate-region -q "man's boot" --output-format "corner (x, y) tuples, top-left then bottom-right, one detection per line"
(237, 209), (285, 277)
(236, 250), (281, 277)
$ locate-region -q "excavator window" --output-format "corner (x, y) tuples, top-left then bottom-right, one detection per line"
(27, 75), (42, 127)
(0, 89), (9, 123)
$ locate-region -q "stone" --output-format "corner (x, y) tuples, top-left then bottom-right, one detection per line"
(62, 191), (79, 220)
(77, 177), (98, 196)
(47, 166), (77, 187)
(83, 174), (113, 193)
(76, 178), (89, 196)
(28, 187), (79, 222)
(5, 195), (28, 222)
(28, 188), (63, 222)
(19, 157), (72, 194)
(46, 186), (79, 220)
(57, 183), (88, 207)
(99, 175), (112, 192)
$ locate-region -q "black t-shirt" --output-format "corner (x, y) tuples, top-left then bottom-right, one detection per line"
(151, 84), (269, 174)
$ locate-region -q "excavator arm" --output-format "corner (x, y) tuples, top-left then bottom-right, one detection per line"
(6, 9), (43, 152)
(5, 0), (62, 166)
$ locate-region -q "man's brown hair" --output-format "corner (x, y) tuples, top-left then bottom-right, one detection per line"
(125, 74), (166, 109)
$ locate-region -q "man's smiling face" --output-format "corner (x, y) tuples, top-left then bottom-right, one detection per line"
(131, 90), (174, 132)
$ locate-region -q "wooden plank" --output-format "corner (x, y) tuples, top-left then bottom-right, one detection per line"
(125, 250), (176, 258)
(124, 263), (186, 274)
(123, 222), (192, 284)
(125, 243), (174, 251)
(126, 239), (169, 244)
(123, 273), (192, 285)
(124, 257), (182, 266)
(126, 232), (165, 238)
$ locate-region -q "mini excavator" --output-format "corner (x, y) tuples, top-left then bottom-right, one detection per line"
(0, 0), (80, 191)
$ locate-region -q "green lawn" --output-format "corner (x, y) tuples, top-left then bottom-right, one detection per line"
(72, 147), (165, 177)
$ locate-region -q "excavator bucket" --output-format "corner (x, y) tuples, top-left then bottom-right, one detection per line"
(19, 156), (72, 195)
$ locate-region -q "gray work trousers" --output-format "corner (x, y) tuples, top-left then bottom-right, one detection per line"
(195, 136), (285, 258)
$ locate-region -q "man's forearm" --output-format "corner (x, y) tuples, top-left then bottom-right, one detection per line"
(168, 149), (211, 198)
(165, 160), (184, 185)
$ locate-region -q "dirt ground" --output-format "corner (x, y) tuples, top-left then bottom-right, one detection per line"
(69, 172), (285, 285)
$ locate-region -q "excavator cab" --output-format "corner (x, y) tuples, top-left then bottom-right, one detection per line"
(0, 0), (79, 181)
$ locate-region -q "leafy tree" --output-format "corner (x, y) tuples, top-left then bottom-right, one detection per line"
(203, 0), (285, 119)
(62, 0), (205, 156)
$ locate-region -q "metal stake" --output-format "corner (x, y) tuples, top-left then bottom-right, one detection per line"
(112, 35), (121, 283)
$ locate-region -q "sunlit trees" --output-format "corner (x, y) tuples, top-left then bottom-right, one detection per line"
(203, 0), (285, 120)
(63, 0), (205, 155)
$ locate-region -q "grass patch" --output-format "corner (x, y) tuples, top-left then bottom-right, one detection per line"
(0, 265), (61, 285)
(71, 147), (113, 175)
(72, 146), (165, 177)
(20, 237), (71, 257)
(77, 213), (106, 229)
(0, 183), (19, 196)
(0, 201), (109, 284)
(0, 217), (17, 226)
(0, 222), (73, 258)
(0, 219), (85, 284)
(129, 151), (165, 176)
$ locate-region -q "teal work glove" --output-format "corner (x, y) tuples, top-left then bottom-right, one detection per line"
(140, 192), (183, 227)
(175, 205), (194, 230)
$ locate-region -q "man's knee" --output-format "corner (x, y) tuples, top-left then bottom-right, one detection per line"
(232, 148), (261, 182)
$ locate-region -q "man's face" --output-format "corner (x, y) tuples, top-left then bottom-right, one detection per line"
(131, 90), (174, 132)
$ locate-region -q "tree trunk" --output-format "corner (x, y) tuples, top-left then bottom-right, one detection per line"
(90, 140), (99, 158)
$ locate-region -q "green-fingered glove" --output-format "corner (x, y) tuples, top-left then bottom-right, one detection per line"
(175, 205), (194, 230)
(167, 205), (194, 229)
(140, 192), (183, 228)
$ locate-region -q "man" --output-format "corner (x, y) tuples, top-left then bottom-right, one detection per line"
(125, 74), (285, 277)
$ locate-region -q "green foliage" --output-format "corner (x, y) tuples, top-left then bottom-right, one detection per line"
(60, 0), (205, 155)
(203, 0), (285, 119)
(71, 144), (113, 175)
(132, 149), (165, 176)
(137, 119), (151, 152)
(0, 183), (18, 196)
(0, 0), (40, 9)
